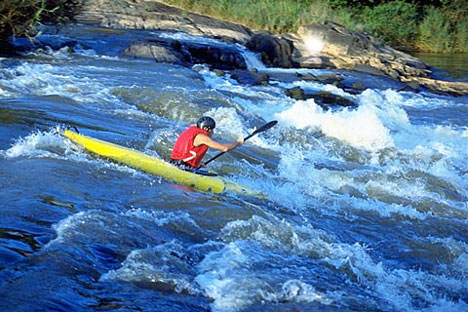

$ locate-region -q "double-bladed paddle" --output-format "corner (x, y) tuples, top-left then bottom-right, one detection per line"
(203, 120), (278, 166)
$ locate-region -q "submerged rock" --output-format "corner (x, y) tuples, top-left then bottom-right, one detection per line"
(285, 87), (357, 109)
(312, 91), (357, 109)
(230, 69), (269, 86)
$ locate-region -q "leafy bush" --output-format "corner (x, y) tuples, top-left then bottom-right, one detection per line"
(0, 0), (45, 39)
(0, 0), (82, 41)
(417, 7), (451, 52)
(360, 0), (418, 48)
(416, 0), (468, 52)
(453, 20), (468, 52)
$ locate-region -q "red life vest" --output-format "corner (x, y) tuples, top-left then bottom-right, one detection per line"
(171, 126), (209, 167)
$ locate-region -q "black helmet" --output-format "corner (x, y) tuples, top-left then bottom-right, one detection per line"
(197, 116), (216, 130)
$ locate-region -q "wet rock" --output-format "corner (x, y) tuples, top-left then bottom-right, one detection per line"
(351, 82), (366, 91)
(296, 73), (316, 81)
(312, 91), (357, 109)
(404, 80), (420, 91)
(213, 69), (224, 76)
(0, 41), (17, 56)
(122, 38), (247, 69)
(285, 87), (306, 101)
(403, 78), (468, 96)
(123, 41), (184, 64)
(292, 22), (431, 79)
(285, 87), (357, 109)
(230, 69), (269, 85)
(353, 64), (387, 77)
(246, 32), (294, 68)
(314, 73), (344, 85)
(296, 72), (348, 89)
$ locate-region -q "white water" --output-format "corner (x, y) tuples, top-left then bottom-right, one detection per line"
(1, 32), (467, 312)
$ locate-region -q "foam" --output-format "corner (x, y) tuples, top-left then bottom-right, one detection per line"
(0, 60), (123, 106)
(123, 208), (199, 228)
(3, 129), (144, 179)
(4, 129), (69, 159)
(193, 218), (338, 310)
(204, 107), (248, 138)
(101, 241), (200, 295)
(276, 100), (394, 151)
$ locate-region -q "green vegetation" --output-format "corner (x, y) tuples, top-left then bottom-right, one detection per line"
(0, 0), (81, 43)
(162, 0), (468, 53)
(1, 0), (45, 40)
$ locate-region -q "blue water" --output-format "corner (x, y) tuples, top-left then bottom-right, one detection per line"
(1, 26), (467, 312)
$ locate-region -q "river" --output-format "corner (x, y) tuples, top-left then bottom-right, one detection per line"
(1, 26), (467, 312)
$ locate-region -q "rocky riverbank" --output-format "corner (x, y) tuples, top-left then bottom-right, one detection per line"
(58, 0), (468, 96)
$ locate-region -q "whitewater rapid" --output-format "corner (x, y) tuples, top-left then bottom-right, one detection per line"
(1, 28), (467, 312)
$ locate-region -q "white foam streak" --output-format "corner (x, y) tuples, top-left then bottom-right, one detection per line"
(240, 50), (266, 70)
(280, 280), (331, 304)
(4, 129), (69, 159)
(3, 129), (146, 180)
(47, 211), (87, 246)
(124, 208), (199, 228)
(101, 241), (200, 295)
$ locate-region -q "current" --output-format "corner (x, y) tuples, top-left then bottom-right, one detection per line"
(0, 26), (467, 312)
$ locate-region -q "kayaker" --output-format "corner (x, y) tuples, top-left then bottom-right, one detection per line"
(170, 116), (244, 171)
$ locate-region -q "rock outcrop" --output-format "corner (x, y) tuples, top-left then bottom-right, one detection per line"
(123, 37), (247, 69)
(76, 0), (252, 43)
(72, 0), (468, 96)
(246, 32), (295, 68)
(283, 22), (468, 96)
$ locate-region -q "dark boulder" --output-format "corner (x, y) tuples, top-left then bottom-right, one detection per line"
(312, 91), (357, 109)
(123, 41), (185, 65)
(246, 32), (294, 68)
(230, 69), (269, 85)
(285, 86), (357, 109)
(285, 86), (307, 101)
(122, 37), (247, 70)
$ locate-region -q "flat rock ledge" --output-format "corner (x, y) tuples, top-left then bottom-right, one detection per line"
(75, 0), (468, 96)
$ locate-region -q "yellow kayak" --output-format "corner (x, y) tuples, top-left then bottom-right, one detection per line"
(59, 127), (261, 196)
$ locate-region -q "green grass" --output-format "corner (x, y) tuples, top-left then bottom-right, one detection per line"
(162, 0), (333, 33)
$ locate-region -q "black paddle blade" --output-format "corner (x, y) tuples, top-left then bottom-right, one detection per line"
(203, 120), (278, 166)
(245, 120), (278, 141)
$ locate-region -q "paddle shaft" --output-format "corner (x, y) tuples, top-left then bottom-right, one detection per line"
(203, 120), (277, 166)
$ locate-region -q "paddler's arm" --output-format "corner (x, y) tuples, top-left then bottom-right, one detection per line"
(194, 134), (244, 152)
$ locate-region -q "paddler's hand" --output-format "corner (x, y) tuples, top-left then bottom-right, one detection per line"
(230, 136), (244, 150)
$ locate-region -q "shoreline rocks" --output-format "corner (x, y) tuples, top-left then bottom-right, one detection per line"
(34, 0), (468, 96)
(123, 37), (247, 69)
